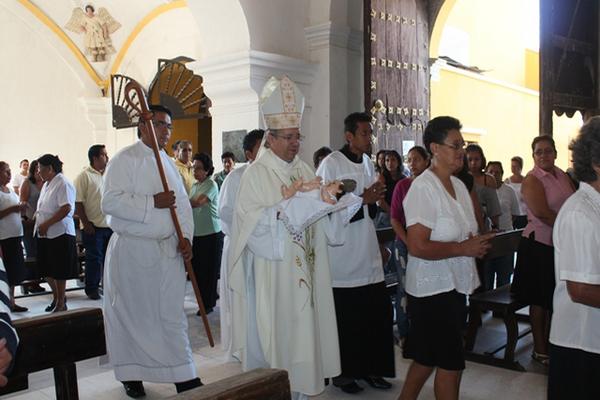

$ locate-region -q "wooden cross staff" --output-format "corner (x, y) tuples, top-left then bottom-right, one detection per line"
(124, 79), (214, 347)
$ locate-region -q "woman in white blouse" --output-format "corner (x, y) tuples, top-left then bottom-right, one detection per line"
(35, 155), (78, 313)
(548, 116), (600, 399)
(0, 161), (28, 312)
(398, 117), (494, 400)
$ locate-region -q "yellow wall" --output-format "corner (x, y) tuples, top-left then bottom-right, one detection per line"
(525, 49), (539, 91)
(430, 0), (582, 174)
(431, 66), (580, 172)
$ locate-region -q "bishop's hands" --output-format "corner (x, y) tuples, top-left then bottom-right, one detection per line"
(154, 190), (176, 209)
(320, 181), (343, 204)
(361, 181), (385, 204)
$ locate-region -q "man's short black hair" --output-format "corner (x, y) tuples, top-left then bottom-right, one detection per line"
(88, 144), (106, 165)
(423, 116), (462, 155)
(221, 151), (235, 162)
(193, 152), (215, 176)
(344, 112), (372, 135)
(243, 129), (265, 153)
(137, 104), (173, 138)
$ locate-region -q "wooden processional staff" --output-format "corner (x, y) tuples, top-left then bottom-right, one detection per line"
(124, 79), (214, 347)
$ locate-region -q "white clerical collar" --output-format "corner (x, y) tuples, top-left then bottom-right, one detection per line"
(271, 152), (294, 169)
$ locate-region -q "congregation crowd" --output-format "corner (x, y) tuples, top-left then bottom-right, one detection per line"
(0, 75), (599, 400)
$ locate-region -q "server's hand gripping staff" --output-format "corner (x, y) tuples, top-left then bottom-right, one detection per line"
(124, 80), (214, 347)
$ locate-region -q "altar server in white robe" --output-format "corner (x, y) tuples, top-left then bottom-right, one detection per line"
(218, 128), (264, 361)
(101, 105), (202, 398)
(316, 112), (396, 394)
(228, 76), (361, 400)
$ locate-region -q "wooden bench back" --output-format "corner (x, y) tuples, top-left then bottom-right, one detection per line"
(0, 308), (105, 395)
(168, 369), (290, 400)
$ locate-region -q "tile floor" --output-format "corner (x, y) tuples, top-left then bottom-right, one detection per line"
(3, 283), (548, 399)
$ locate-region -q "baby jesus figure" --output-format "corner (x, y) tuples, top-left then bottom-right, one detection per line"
(281, 177), (342, 204)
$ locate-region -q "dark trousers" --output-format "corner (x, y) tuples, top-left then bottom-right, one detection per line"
(548, 344), (600, 400)
(192, 232), (223, 310)
(82, 227), (112, 294)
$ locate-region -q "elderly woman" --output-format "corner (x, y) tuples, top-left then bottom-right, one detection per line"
(398, 117), (494, 400)
(511, 136), (574, 365)
(190, 152), (222, 315)
(390, 146), (429, 342)
(35, 154), (78, 313)
(548, 116), (600, 398)
(0, 162), (28, 312)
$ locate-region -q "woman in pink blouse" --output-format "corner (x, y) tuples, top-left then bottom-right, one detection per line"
(511, 136), (575, 365)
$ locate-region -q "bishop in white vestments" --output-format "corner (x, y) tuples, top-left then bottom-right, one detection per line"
(227, 77), (360, 399)
(101, 105), (202, 397)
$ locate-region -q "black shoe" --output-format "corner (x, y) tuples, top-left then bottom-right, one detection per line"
(362, 376), (392, 390)
(122, 381), (146, 398)
(10, 304), (28, 313)
(28, 284), (46, 293)
(196, 307), (213, 316)
(175, 377), (203, 393)
(45, 299), (56, 312)
(87, 290), (101, 300)
(339, 381), (364, 394)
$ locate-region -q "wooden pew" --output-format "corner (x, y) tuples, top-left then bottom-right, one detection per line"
(464, 229), (529, 371)
(168, 369), (290, 400)
(0, 308), (106, 399)
(465, 285), (531, 371)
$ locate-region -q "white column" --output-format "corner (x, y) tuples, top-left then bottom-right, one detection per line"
(80, 97), (136, 157)
(188, 51), (317, 167)
(305, 22), (363, 151)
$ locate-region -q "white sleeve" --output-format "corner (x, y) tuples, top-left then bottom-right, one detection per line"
(247, 205), (285, 261)
(555, 210), (600, 284)
(404, 181), (437, 229)
(218, 175), (238, 237)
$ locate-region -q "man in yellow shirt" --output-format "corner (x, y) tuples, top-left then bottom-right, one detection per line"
(174, 140), (195, 194)
(74, 144), (112, 300)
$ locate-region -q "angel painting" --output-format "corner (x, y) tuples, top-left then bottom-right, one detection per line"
(65, 5), (121, 62)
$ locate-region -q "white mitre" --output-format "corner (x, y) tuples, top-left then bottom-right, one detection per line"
(260, 75), (305, 130)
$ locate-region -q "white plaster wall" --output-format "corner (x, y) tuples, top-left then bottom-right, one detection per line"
(239, 0), (309, 61)
(0, 2), (98, 180)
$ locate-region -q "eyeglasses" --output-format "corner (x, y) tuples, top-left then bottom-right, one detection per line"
(273, 133), (304, 142)
(152, 120), (173, 130)
(439, 141), (466, 151)
(533, 148), (555, 156)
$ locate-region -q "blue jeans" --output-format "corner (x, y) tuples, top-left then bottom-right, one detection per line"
(395, 240), (409, 338)
(82, 227), (112, 294)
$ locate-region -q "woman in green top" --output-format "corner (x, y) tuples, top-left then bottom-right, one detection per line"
(190, 152), (222, 314)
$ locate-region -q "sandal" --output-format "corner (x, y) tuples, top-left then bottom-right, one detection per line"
(531, 351), (550, 366)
